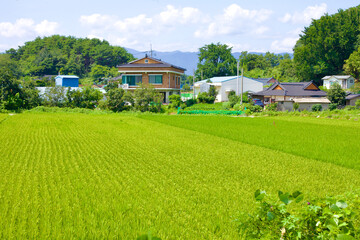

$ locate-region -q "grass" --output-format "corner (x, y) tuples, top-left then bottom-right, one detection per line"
(0, 112), (359, 239)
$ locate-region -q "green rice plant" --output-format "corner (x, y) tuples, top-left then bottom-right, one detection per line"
(0, 112), (359, 239)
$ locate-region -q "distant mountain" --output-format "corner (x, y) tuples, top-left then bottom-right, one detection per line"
(125, 48), (293, 75)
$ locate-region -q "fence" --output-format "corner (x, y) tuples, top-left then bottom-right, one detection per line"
(177, 109), (244, 116)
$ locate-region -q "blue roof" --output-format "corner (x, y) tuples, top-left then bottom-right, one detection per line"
(195, 76), (263, 84)
(55, 75), (79, 79)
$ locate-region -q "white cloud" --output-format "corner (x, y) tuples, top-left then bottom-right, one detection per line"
(35, 20), (58, 35)
(271, 37), (299, 52)
(79, 5), (205, 50)
(280, 3), (327, 24)
(0, 18), (58, 38)
(194, 4), (273, 38)
(80, 14), (113, 28)
(158, 5), (202, 25)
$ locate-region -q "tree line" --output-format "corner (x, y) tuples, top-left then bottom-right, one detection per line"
(5, 35), (134, 83)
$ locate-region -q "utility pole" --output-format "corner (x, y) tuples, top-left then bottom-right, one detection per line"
(193, 70), (195, 100)
(237, 60), (239, 96)
(241, 63), (244, 105)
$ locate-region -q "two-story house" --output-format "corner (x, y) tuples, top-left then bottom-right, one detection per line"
(117, 56), (186, 103)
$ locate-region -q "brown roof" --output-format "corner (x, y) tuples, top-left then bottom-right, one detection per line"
(118, 56), (186, 71)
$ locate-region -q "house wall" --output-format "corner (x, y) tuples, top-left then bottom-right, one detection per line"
(216, 78), (263, 102)
(323, 76), (354, 89)
(122, 72), (181, 89)
(346, 96), (360, 106)
(55, 77), (79, 87)
(277, 101), (329, 111)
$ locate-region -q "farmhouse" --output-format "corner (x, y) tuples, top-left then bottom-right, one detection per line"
(117, 56), (186, 103)
(194, 76), (264, 102)
(322, 75), (355, 89)
(252, 81), (330, 111)
(55, 75), (79, 87)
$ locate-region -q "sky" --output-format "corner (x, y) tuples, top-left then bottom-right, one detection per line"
(1, 0), (359, 53)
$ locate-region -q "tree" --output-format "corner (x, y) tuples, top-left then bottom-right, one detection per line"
(44, 86), (66, 107)
(344, 47), (360, 79)
(105, 88), (129, 112)
(327, 83), (346, 106)
(133, 84), (162, 112)
(293, 5), (360, 84)
(195, 43), (237, 80)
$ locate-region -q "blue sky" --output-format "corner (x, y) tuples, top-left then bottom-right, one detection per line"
(1, 0), (359, 53)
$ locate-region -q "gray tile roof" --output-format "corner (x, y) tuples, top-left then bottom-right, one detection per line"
(346, 94), (360, 100)
(252, 81), (327, 97)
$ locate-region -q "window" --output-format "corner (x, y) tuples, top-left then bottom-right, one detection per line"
(149, 75), (163, 84)
(122, 75), (142, 86)
(145, 59), (149, 63)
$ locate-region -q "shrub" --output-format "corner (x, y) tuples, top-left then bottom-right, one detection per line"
(169, 94), (181, 108)
(329, 103), (338, 111)
(356, 99), (360, 108)
(237, 190), (360, 239)
(265, 103), (278, 111)
(312, 104), (322, 112)
(185, 98), (196, 107)
(222, 102), (231, 110)
(197, 92), (215, 104)
(293, 102), (299, 111)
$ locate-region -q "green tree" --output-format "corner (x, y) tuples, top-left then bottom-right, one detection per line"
(44, 86), (66, 107)
(195, 43), (237, 80)
(104, 88), (128, 112)
(133, 84), (162, 112)
(90, 64), (110, 81)
(293, 5), (360, 84)
(344, 46), (360, 79)
(327, 83), (346, 106)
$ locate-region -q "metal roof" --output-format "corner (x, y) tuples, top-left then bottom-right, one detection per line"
(322, 75), (352, 80)
(195, 76), (263, 84)
(55, 75), (79, 79)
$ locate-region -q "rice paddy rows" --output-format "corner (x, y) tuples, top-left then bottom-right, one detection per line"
(140, 115), (360, 170)
(0, 112), (359, 239)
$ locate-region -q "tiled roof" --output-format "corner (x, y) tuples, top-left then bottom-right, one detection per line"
(253, 81), (327, 97)
(346, 94), (360, 100)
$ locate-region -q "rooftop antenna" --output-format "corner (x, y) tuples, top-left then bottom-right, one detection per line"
(150, 44), (153, 58)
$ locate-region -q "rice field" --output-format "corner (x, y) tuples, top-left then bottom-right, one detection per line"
(0, 112), (359, 239)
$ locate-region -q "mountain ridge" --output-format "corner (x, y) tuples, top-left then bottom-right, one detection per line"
(125, 47), (293, 75)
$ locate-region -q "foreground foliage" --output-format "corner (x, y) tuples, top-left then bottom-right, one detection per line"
(238, 190), (359, 239)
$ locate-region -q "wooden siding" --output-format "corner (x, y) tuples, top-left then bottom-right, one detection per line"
(131, 57), (161, 64)
(305, 83), (319, 90)
(274, 85), (283, 90)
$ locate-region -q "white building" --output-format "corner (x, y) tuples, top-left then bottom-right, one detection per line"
(194, 76), (264, 102)
(322, 75), (355, 89)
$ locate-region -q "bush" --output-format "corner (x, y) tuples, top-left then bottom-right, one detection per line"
(265, 103), (277, 111)
(222, 102), (231, 110)
(197, 92), (215, 104)
(293, 102), (299, 111)
(312, 104), (322, 112)
(237, 190), (360, 239)
(356, 99), (360, 108)
(169, 94), (181, 108)
(185, 98), (196, 107)
(329, 103), (338, 111)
